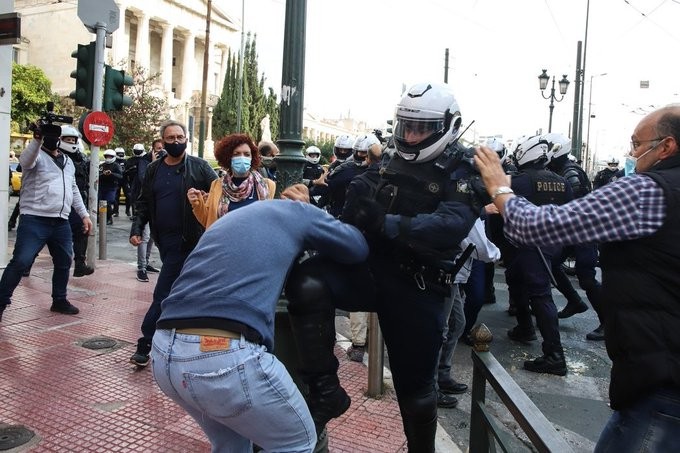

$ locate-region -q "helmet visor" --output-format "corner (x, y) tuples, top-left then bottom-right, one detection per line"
(394, 117), (445, 146)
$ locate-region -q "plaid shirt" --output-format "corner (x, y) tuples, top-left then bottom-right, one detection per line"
(503, 174), (666, 247)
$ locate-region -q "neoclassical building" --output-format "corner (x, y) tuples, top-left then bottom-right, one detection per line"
(13, 0), (367, 155)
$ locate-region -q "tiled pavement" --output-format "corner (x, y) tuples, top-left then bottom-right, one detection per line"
(0, 252), (461, 452)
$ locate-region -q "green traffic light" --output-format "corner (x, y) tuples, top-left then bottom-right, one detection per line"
(69, 42), (95, 109)
(103, 65), (134, 111)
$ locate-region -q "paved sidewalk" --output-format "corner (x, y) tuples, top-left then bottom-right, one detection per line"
(0, 253), (460, 452)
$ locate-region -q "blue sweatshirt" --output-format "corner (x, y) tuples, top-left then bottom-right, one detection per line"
(156, 199), (369, 351)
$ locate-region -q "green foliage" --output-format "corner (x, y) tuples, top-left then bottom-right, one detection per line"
(10, 63), (58, 132)
(211, 33), (279, 142)
(107, 64), (169, 151)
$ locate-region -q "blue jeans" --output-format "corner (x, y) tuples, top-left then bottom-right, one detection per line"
(595, 387), (680, 452)
(138, 232), (189, 354)
(0, 215), (73, 305)
(151, 329), (316, 453)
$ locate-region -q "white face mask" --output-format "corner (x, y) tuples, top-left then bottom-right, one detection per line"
(104, 157), (116, 164)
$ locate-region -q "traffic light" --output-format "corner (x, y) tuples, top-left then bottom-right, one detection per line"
(102, 65), (134, 111)
(69, 42), (96, 108)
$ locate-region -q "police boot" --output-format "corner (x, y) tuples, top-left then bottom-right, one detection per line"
(524, 350), (567, 376)
(73, 235), (94, 277)
(288, 311), (349, 434)
(399, 389), (438, 453)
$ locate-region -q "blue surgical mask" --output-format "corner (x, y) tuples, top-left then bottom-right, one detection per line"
(624, 143), (661, 176)
(231, 156), (252, 175)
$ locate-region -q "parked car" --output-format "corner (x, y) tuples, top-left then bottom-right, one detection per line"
(9, 162), (21, 195)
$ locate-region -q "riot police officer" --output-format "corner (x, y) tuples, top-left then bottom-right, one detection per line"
(505, 135), (572, 375)
(302, 145), (324, 188)
(545, 133), (605, 341)
(285, 82), (480, 451)
(314, 134), (375, 218)
(593, 157), (622, 189)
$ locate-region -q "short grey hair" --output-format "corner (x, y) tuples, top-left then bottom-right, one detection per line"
(160, 120), (187, 139)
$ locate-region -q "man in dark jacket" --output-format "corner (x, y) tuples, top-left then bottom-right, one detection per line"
(475, 104), (680, 452)
(128, 120), (217, 367)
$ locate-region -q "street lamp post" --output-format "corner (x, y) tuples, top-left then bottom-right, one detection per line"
(538, 69), (570, 133)
(584, 72), (607, 174)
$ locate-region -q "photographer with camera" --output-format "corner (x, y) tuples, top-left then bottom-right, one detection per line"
(0, 111), (93, 322)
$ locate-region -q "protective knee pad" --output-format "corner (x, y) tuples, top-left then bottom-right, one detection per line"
(285, 258), (334, 316)
(398, 386), (438, 424)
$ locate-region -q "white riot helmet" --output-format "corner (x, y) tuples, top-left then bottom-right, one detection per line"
(352, 134), (380, 163)
(513, 135), (550, 168)
(542, 132), (572, 160)
(305, 146), (321, 164)
(59, 125), (82, 154)
(334, 135), (355, 161)
(393, 82), (462, 163)
(115, 147), (125, 158)
(607, 157), (620, 168)
(103, 149), (117, 164)
(485, 137), (508, 164)
(132, 143), (145, 156)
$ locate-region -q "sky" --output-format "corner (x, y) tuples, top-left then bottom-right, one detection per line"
(218, 0), (680, 163)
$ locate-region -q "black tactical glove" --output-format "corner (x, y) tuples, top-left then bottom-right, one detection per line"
(468, 175), (491, 208)
(345, 196), (385, 234)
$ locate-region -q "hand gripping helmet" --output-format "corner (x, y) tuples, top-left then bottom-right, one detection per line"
(59, 125), (82, 154)
(132, 143), (145, 156)
(305, 146), (321, 165)
(393, 82), (462, 163)
(334, 135), (355, 161)
(513, 135), (550, 168)
(352, 134), (380, 163)
(115, 147), (125, 158)
(542, 132), (572, 160)
(485, 137), (508, 163)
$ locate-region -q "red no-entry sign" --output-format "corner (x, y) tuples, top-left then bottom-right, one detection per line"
(83, 111), (114, 146)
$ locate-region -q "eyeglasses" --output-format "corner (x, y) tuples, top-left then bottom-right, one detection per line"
(630, 137), (664, 152)
(164, 134), (186, 143)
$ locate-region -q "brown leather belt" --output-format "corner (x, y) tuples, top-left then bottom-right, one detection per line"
(176, 328), (242, 339)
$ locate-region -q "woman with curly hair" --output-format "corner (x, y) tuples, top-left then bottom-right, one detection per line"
(187, 134), (275, 228)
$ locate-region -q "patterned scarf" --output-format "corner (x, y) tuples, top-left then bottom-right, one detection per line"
(218, 170), (269, 217)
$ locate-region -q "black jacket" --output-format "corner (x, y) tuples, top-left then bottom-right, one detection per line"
(130, 154), (217, 252)
(599, 154), (680, 410)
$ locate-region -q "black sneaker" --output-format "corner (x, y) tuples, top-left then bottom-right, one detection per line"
(50, 300), (80, 315)
(130, 352), (150, 367)
(558, 301), (589, 319)
(586, 325), (605, 341)
(73, 263), (94, 277)
(437, 391), (459, 408)
(507, 326), (537, 344)
(346, 345), (365, 362)
(145, 265), (160, 273)
(136, 270), (149, 282)
(524, 352), (567, 376)
(438, 378), (468, 395)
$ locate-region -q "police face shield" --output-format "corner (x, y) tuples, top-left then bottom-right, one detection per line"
(393, 117), (445, 161)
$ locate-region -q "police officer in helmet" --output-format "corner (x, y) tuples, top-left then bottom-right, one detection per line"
(285, 82), (480, 451)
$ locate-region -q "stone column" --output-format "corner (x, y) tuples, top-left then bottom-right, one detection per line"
(181, 31), (195, 102)
(160, 23), (174, 95)
(134, 12), (150, 70)
(218, 45), (227, 92)
(111, 4), (128, 65)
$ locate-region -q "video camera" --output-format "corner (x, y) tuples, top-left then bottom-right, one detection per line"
(27, 102), (74, 137)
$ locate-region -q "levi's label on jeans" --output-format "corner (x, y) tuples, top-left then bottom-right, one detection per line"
(200, 336), (230, 352)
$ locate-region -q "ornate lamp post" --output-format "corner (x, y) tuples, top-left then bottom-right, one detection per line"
(538, 69), (570, 133)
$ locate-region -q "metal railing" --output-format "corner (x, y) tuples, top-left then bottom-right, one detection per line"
(468, 323), (573, 453)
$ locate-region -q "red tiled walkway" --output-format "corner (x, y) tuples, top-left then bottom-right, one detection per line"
(0, 255), (408, 452)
